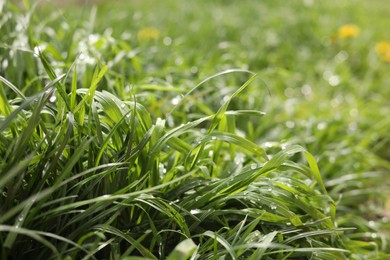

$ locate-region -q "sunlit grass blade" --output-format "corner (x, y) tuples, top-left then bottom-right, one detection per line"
(73, 64), (108, 115)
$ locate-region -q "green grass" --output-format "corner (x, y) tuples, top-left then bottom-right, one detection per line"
(1, 0), (390, 259)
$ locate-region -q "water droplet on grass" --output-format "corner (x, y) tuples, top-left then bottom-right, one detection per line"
(300, 84), (312, 97)
(168, 199), (179, 205)
(163, 37), (172, 46)
(317, 122), (327, 130)
(349, 108), (359, 117)
(175, 57), (183, 66)
(171, 96), (181, 105)
(285, 121), (295, 128)
(190, 66), (198, 74)
(190, 209), (201, 214)
(18, 215), (24, 222)
(328, 75), (340, 86)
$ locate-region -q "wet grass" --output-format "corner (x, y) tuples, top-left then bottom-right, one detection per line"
(1, 0), (390, 259)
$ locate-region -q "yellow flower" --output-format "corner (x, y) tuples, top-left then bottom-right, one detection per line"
(137, 27), (161, 41)
(338, 24), (360, 39)
(375, 41), (390, 62)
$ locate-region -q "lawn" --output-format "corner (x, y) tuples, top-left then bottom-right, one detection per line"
(1, 0), (390, 259)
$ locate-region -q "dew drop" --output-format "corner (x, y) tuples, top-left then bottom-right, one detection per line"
(285, 120), (295, 129)
(328, 75), (340, 86)
(18, 215), (24, 222)
(300, 84), (312, 97)
(317, 122), (327, 130)
(171, 96), (181, 105)
(190, 209), (201, 214)
(175, 57), (183, 66)
(190, 66), (198, 74)
(163, 37), (172, 46)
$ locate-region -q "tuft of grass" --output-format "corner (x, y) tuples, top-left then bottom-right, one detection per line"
(1, 0), (390, 259)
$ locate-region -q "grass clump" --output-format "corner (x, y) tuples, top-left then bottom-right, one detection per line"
(1, 0), (390, 259)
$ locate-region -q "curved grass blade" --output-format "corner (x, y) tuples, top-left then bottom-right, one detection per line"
(203, 231), (237, 260)
(168, 69), (255, 115)
(0, 75), (26, 100)
(0, 225), (58, 255)
(94, 225), (157, 259)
